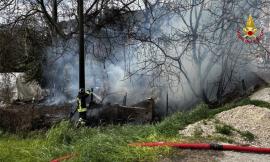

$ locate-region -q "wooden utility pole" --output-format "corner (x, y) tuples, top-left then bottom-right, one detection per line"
(52, 0), (57, 21)
(78, 0), (85, 91)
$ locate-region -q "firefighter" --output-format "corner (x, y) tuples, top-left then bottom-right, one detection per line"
(76, 88), (91, 126)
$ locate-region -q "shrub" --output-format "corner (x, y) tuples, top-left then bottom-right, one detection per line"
(239, 131), (255, 141)
(215, 124), (234, 136)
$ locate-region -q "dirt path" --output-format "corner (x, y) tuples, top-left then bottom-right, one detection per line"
(221, 151), (270, 162)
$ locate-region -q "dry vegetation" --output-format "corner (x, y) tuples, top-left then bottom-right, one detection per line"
(0, 104), (70, 132)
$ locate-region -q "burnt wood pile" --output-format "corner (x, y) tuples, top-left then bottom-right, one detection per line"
(0, 104), (70, 132)
(0, 98), (155, 131)
(90, 98), (154, 124)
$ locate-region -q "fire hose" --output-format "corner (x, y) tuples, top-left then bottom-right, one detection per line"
(129, 142), (270, 154)
(50, 153), (78, 162)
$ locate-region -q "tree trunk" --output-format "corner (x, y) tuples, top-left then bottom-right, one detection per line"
(52, 0), (58, 37)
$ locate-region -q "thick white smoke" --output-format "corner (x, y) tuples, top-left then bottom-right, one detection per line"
(43, 2), (268, 115)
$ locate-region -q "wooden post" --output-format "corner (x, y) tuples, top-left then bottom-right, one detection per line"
(242, 79), (247, 95)
(123, 92), (127, 106)
(78, 0), (85, 91)
(166, 91), (169, 116)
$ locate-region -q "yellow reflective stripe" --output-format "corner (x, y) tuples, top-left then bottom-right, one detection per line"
(77, 98), (87, 112)
(78, 108), (87, 112)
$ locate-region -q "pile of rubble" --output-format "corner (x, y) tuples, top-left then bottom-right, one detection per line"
(250, 87), (270, 103)
(179, 105), (270, 147)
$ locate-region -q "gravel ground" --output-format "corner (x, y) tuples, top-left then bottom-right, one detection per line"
(217, 105), (270, 147)
(250, 88), (270, 103)
(180, 105), (270, 147)
(179, 91), (270, 162)
(218, 104), (270, 162)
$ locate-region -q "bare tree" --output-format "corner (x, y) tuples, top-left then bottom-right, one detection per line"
(1, 0), (270, 105)
(124, 0), (270, 105)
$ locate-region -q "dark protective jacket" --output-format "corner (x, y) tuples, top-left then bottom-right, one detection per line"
(77, 90), (91, 113)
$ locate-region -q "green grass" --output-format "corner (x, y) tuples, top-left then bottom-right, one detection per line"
(0, 122), (178, 162)
(239, 131), (255, 141)
(0, 98), (267, 162)
(212, 120), (256, 142)
(215, 124), (234, 136)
